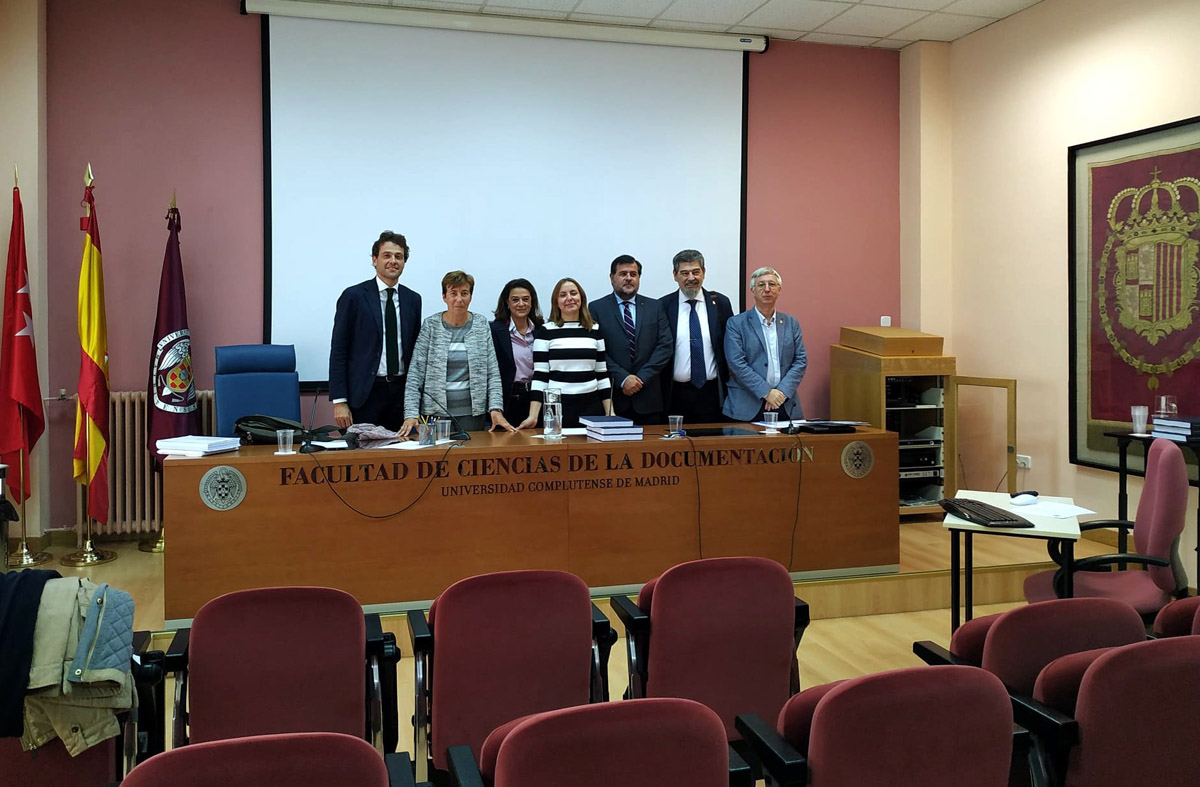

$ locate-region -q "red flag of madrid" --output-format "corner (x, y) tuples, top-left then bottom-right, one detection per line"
(0, 186), (46, 503)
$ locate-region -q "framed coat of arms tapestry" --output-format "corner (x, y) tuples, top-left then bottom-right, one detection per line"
(1069, 116), (1200, 477)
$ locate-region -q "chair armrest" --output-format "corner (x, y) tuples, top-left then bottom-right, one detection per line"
(385, 751), (417, 787)
(610, 594), (647, 633)
(912, 640), (967, 667)
(1079, 519), (1133, 535)
(734, 713), (807, 787)
(1053, 553), (1170, 597)
(728, 744), (755, 787)
(164, 628), (190, 673)
(407, 609), (433, 657)
(793, 598), (811, 646)
(1009, 694), (1079, 747)
(446, 744), (486, 787)
(365, 613), (400, 754)
(1071, 553), (1168, 571)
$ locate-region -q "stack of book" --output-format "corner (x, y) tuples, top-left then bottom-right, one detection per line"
(1150, 416), (1200, 443)
(157, 435), (242, 457)
(580, 415), (643, 442)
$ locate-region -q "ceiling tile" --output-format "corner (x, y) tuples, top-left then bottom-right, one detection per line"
(815, 4), (927, 37)
(801, 31), (881, 46)
(481, 0), (578, 11)
(573, 0), (673, 19)
(872, 38), (912, 48)
(740, 0), (850, 31)
(729, 25), (805, 39)
(892, 11), (991, 40)
(940, 0), (1041, 17)
(860, 0), (952, 10)
(658, 0), (767, 25)
(568, 12), (653, 25)
(648, 18), (732, 31)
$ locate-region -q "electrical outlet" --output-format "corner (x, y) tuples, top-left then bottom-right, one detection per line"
(1016, 454), (1032, 470)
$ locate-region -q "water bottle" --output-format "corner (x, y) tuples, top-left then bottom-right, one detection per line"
(544, 388), (563, 440)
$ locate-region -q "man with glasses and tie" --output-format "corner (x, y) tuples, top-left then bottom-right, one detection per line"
(723, 267), (807, 423)
(658, 249), (735, 424)
(329, 231), (422, 430)
(591, 254), (672, 425)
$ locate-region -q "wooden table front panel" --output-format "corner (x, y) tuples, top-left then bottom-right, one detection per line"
(164, 427), (898, 620)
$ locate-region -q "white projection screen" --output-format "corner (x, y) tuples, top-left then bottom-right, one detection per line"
(266, 16), (746, 383)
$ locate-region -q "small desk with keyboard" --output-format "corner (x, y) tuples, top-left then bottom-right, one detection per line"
(942, 490), (1081, 631)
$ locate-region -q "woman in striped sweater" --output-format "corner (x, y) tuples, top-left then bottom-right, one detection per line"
(519, 277), (614, 429)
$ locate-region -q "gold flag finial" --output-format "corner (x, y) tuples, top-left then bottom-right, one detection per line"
(170, 189), (176, 210)
(13, 164), (17, 188)
(84, 162), (94, 187)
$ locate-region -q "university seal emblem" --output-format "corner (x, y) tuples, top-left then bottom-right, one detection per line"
(840, 441), (874, 479)
(199, 466), (247, 511)
(152, 329), (197, 414)
(1097, 169), (1200, 388)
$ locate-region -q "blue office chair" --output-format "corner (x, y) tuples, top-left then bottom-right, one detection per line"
(213, 345), (302, 437)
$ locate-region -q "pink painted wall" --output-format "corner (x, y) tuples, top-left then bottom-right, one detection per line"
(747, 41), (901, 419)
(45, 0), (263, 528)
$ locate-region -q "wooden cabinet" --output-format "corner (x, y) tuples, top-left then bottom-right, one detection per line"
(830, 328), (955, 516)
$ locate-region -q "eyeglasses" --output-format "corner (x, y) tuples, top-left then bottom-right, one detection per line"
(753, 281), (780, 290)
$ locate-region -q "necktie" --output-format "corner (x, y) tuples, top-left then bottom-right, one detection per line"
(385, 287), (399, 376)
(622, 300), (636, 361)
(687, 299), (705, 389)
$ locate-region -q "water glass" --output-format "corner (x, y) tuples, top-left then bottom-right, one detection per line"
(435, 417), (451, 443)
(1156, 395), (1178, 418)
(543, 402), (563, 439)
(1131, 405), (1149, 434)
(763, 412), (779, 434)
(668, 415), (684, 437)
(275, 429), (295, 455)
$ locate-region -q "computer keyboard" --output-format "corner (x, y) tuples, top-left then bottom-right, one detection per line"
(939, 498), (1034, 528)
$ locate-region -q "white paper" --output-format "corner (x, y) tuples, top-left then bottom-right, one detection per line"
(379, 438), (456, 450)
(1019, 502), (1095, 519)
(312, 439), (350, 449)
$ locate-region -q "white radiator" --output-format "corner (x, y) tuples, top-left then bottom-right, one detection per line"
(76, 390), (215, 535)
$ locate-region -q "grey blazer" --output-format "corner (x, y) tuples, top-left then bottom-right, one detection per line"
(404, 313), (504, 419)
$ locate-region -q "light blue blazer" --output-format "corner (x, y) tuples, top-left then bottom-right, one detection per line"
(722, 307), (807, 422)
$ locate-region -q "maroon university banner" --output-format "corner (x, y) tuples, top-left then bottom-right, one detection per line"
(1070, 116), (1200, 474)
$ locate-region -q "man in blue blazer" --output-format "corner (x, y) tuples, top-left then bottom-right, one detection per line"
(591, 255), (672, 425)
(329, 231), (421, 431)
(659, 249), (735, 423)
(723, 267), (807, 423)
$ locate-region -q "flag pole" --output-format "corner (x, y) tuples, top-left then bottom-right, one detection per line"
(62, 162), (114, 567)
(61, 418), (115, 566)
(7, 409), (50, 567)
(137, 470), (165, 552)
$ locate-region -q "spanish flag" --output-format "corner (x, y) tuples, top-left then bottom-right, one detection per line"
(73, 183), (109, 524)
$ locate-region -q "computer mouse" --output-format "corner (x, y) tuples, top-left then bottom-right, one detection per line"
(1010, 493), (1038, 506)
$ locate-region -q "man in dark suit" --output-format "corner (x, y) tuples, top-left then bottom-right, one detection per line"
(329, 230), (421, 431)
(659, 249), (735, 424)
(590, 254), (672, 425)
